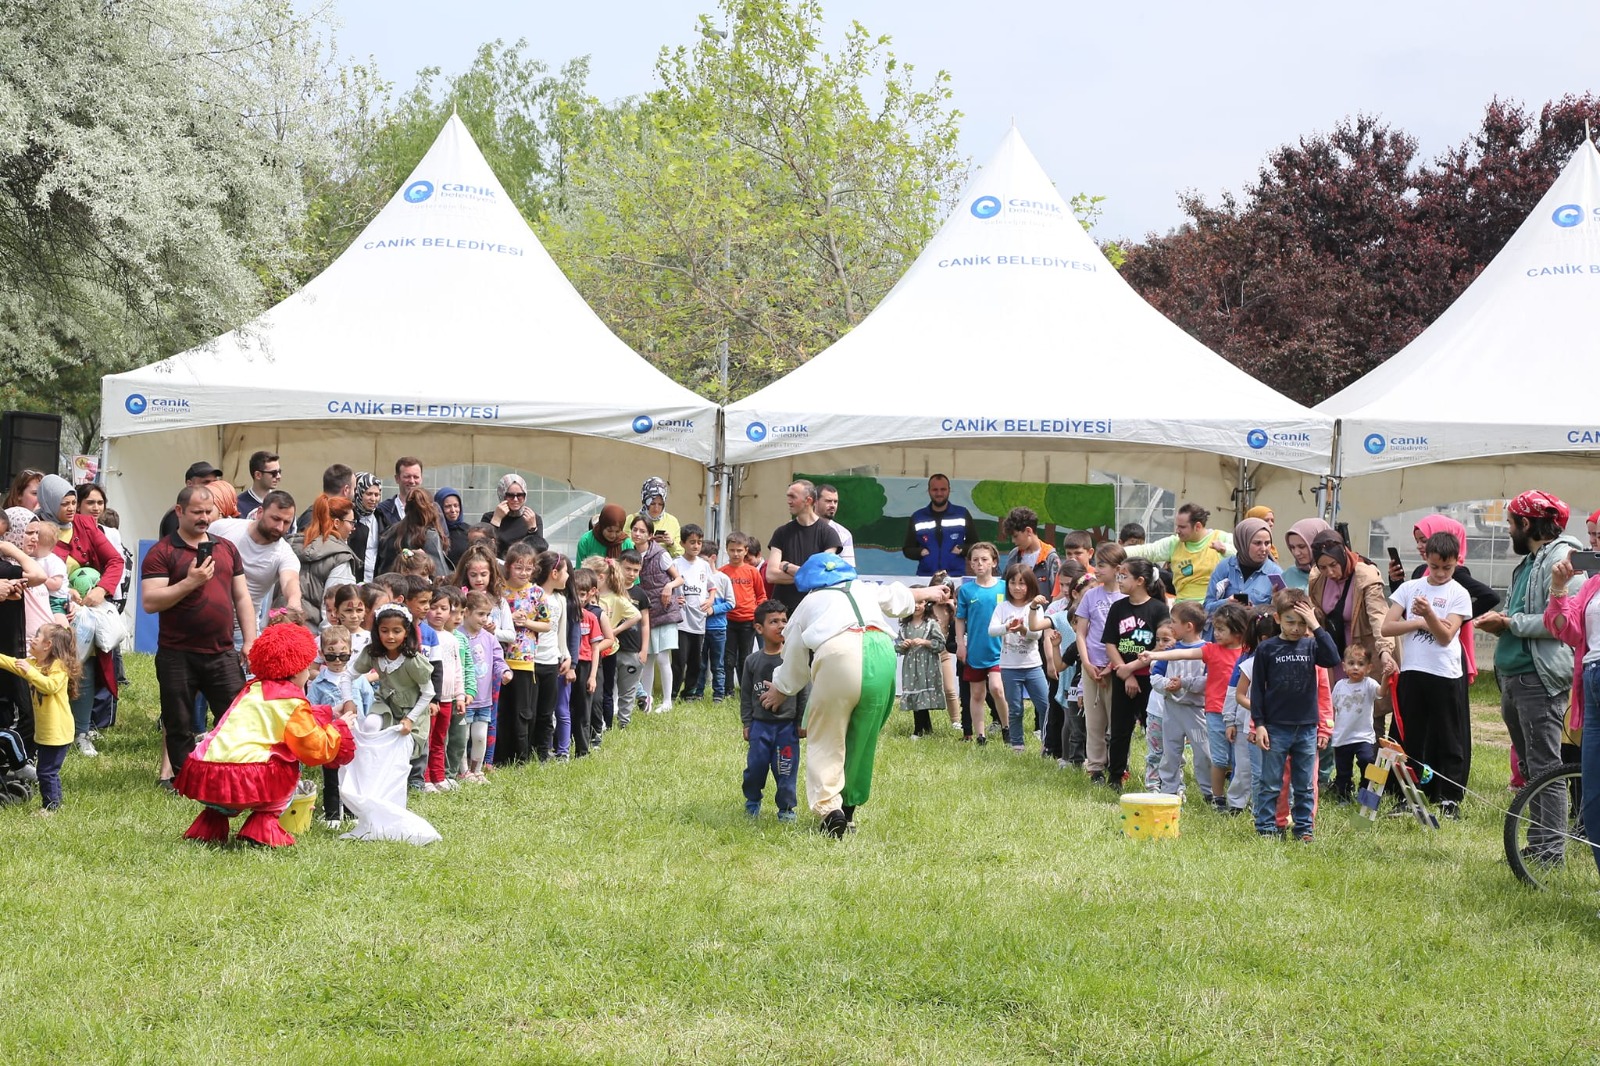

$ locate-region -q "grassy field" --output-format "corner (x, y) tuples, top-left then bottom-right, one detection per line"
(1, 654), (1596, 1064)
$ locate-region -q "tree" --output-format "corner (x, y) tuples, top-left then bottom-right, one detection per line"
(1119, 98), (1600, 406)
(542, 0), (965, 401)
(294, 40), (593, 285)
(0, 0), (344, 450)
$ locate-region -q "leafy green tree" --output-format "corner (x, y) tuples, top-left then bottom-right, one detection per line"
(543, 0), (965, 401)
(0, 0), (344, 445)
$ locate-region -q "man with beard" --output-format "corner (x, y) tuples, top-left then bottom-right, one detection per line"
(1475, 490), (1582, 850)
(904, 474), (976, 578)
(209, 490), (303, 637)
(141, 485), (255, 781)
(816, 484), (855, 566)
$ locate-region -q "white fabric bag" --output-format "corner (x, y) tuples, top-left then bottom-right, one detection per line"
(338, 721), (440, 845)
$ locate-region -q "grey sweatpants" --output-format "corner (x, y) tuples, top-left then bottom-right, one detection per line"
(1158, 699), (1214, 799)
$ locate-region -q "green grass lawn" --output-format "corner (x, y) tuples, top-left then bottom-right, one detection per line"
(1, 654), (1596, 1064)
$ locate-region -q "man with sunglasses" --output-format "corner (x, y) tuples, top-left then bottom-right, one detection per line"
(237, 451), (282, 519)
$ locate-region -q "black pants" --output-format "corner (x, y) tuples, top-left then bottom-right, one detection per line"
(726, 620), (755, 690)
(1106, 675), (1152, 783)
(912, 708), (934, 735)
(533, 662), (561, 761)
(678, 631), (706, 698)
(1332, 741), (1376, 800)
(600, 655), (618, 729)
(499, 669), (537, 765)
(323, 765), (343, 821)
(156, 647), (246, 773)
(573, 660), (595, 757)
(1396, 670), (1470, 802)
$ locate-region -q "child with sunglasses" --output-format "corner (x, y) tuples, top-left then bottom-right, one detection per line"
(308, 624), (374, 828)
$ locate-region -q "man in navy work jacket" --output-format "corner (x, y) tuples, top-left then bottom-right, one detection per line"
(903, 474), (976, 577)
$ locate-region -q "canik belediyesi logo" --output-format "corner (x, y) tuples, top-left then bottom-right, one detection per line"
(403, 181), (434, 204)
(970, 195), (1001, 220)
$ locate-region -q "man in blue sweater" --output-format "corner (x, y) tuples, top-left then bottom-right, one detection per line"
(1244, 588), (1340, 840)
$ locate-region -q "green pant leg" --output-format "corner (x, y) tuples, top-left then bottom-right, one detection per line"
(842, 630), (898, 807)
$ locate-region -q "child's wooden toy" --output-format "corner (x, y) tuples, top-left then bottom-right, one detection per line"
(1355, 738), (1438, 829)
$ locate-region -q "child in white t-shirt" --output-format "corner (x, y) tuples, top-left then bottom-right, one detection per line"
(1329, 644), (1380, 801)
(1381, 530), (1473, 818)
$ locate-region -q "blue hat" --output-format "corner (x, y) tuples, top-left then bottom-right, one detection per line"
(794, 553), (856, 592)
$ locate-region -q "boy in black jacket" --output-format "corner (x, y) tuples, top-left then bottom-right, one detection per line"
(1244, 588), (1340, 840)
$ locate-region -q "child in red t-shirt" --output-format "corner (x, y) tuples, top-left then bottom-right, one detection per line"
(720, 532), (768, 690)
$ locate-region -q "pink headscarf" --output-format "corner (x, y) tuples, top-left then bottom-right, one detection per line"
(1286, 518), (1332, 572)
(1413, 514), (1477, 680)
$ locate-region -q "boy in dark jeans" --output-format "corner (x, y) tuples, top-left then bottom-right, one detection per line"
(740, 599), (807, 822)
(1242, 588), (1340, 840)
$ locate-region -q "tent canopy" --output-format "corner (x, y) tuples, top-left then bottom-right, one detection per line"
(100, 114), (717, 463)
(1319, 139), (1600, 476)
(724, 127), (1333, 475)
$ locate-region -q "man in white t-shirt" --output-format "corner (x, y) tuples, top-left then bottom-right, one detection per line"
(209, 490), (303, 636)
(816, 484), (856, 567)
(1380, 529), (1472, 818)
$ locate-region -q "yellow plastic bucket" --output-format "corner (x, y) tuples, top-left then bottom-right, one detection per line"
(279, 793), (316, 836)
(1119, 792), (1181, 840)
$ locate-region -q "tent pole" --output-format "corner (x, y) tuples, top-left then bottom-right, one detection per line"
(706, 408), (728, 547)
(1324, 420), (1343, 524)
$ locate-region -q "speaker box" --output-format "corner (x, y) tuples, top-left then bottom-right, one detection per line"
(0, 411), (63, 487)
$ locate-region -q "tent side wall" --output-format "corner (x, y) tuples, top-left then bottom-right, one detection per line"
(1333, 454), (1600, 552)
(106, 421), (711, 547)
(733, 443), (1323, 541)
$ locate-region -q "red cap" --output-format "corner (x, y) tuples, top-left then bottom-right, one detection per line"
(1508, 490), (1569, 528)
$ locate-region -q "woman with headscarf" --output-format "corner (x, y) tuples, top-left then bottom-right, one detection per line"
(1202, 517), (1284, 616)
(1308, 532), (1397, 721)
(1245, 506), (1280, 561)
(433, 487), (471, 569)
(483, 474), (546, 558)
(1282, 518), (1333, 592)
(348, 472), (389, 581)
(36, 474), (124, 757)
(0, 509), (46, 754)
(575, 503), (634, 567)
(638, 476), (682, 558)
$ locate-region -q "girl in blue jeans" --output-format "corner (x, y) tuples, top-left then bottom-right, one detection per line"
(988, 564), (1054, 751)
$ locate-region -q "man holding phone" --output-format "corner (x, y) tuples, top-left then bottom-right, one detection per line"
(141, 484), (255, 785)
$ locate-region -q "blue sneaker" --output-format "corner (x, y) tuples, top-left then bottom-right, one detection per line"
(777, 809), (797, 824)
(745, 800), (760, 817)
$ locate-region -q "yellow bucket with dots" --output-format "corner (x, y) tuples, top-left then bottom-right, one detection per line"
(1119, 792), (1181, 840)
(279, 793), (316, 836)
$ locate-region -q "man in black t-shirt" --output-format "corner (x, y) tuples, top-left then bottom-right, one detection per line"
(765, 479), (842, 613)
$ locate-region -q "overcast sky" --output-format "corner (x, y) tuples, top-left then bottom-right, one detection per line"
(332, 0), (1600, 241)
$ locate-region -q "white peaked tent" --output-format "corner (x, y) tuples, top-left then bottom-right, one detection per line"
(100, 115), (718, 540)
(1321, 138), (1600, 476)
(723, 127), (1333, 523)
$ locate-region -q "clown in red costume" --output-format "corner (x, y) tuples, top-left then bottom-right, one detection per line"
(175, 624), (355, 846)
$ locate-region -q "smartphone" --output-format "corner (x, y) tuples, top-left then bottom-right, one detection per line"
(1231, 592), (1250, 604)
(1387, 546), (1402, 567)
(1568, 550), (1600, 572)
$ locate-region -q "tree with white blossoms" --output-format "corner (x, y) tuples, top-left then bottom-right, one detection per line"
(0, 0), (343, 449)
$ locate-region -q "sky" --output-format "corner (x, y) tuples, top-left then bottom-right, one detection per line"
(330, 0), (1600, 242)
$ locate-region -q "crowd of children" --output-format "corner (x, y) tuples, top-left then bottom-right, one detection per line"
(0, 477), (1495, 849)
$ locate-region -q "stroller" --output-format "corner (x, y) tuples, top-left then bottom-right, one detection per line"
(0, 707), (34, 806)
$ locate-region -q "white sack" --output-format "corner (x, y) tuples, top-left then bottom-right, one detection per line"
(338, 722), (440, 845)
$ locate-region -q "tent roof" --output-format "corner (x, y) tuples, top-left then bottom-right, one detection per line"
(724, 127), (1332, 474)
(1318, 139), (1600, 475)
(100, 115), (718, 462)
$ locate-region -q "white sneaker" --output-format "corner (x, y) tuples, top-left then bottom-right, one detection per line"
(655, 702), (673, 714)
(948, 719), (962, 731)
(438, 779), (458, 792)
(74, 734), (99, 758)
(422, 782), (439, 794)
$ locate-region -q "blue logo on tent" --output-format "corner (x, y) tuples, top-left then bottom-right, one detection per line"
(632, 415), (653, 434)
(1552, 204), (1585, 227)
(404, 181), (434, 203)
(1246, 429), (1269, 450)
(125, 394), (147, 415)
(1363, 433), (1386, 455)
(745, 421), (768, 443)
(971, 195), (1001, 220)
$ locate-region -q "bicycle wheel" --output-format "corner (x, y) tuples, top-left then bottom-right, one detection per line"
(1504, 762), (1594, 891)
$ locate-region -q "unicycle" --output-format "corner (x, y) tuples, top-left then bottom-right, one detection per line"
(1503, 762), (1595, 891)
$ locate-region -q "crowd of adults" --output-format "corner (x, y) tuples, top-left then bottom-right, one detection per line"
(1, 456), (1594, 871)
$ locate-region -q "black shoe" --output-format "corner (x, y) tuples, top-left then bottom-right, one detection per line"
(841, 804), (857, 831)
(975, 734), (988, 746)
(1088, 771), (1105, 784)
(821, 809), (849, 839)
(156, 778), (177, 794)
(1439, 800), (1462, 821)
